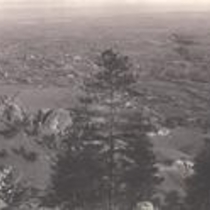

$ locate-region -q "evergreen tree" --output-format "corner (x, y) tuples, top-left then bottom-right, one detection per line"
(43, 99), (111, 209)
(46, 49), (160, 210)
(112, 110), (160, 209)
(185, 137), (210, 210)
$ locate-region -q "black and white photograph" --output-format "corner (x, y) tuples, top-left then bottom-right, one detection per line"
(0, 0), (210, 209)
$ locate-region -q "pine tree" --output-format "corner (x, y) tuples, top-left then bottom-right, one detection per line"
(112, 109), (160, 209)
(46, 49), (160, 210)
(46, 114), (108, 209)
(89, 49), (137, 210)
(185, 137), (210, 210)
(43, 97), (110, 208)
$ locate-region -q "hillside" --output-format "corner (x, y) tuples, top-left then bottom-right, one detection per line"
(0, 77), (208, 204)
(0, 10), (210, 209)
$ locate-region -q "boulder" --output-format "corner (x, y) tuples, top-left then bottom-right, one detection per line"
(40, 108), (73, 136)
(173, 159), (194, 178)
(0, 95), (25, 133)
(27, 108), (73, 137)
(136, 201), (154, 210)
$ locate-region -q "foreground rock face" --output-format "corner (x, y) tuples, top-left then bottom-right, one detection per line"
(0, 165), (14, 209)
(0, 96), (73, 195)
(0, 95), (73, 137)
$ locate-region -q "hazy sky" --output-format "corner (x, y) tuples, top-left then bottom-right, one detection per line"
(0, 0), (210, 8)
(0, 0), (210, 21)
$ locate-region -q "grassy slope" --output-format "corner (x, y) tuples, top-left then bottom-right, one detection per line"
(0, 78), (208, 197)
(0, 132), (52, 190)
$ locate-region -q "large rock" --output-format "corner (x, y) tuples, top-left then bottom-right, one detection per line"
(173, 159), (194, 178)
(0, 95), (25, 133)
(26, 108), (73, 137)
(39, 108), (73, 136)
(136, 201), (154, 210)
